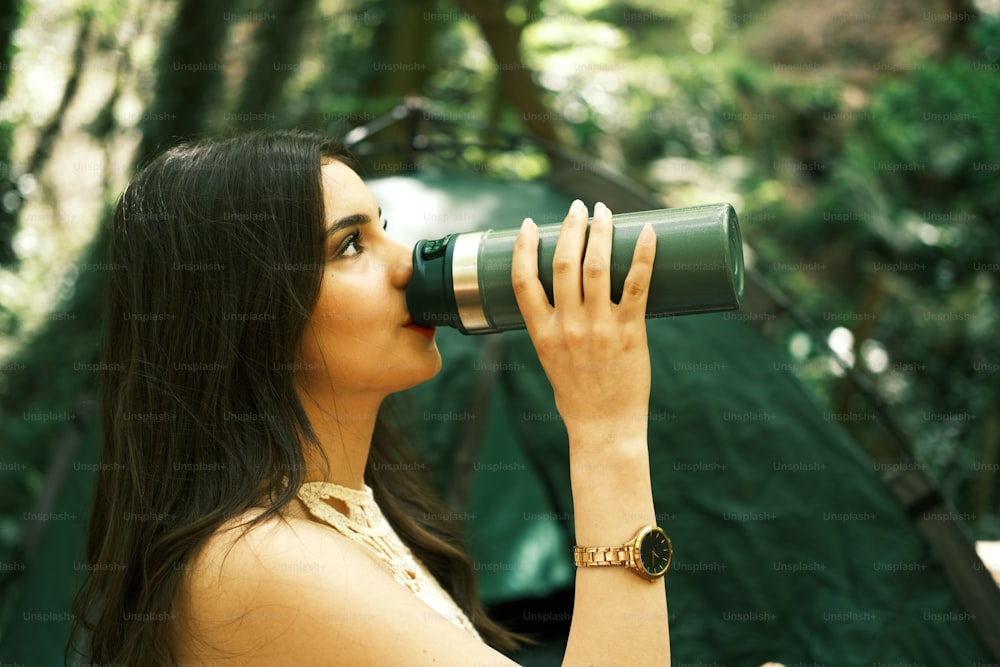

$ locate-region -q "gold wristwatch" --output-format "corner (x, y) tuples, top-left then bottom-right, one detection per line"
(573, 525), (673, 581)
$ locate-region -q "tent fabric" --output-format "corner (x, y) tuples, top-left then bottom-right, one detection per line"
(378, 170), (992, 665)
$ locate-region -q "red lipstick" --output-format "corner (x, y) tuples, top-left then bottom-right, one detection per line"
(403, 318), (436, 338)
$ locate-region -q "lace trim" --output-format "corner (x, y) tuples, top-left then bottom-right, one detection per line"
(295, 481), (481, 639)
(297, 482), (391, 539)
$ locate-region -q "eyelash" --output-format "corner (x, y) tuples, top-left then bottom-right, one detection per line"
(333, 219), (388, 259)
(337, 231), (363, 257)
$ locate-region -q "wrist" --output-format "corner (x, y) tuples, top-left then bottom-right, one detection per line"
(569, 438), (651, 500)
(569, 445), (655, 546)
(564, 420), (648, 455)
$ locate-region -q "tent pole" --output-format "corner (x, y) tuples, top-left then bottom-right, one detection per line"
(884, 468), (1000, 662)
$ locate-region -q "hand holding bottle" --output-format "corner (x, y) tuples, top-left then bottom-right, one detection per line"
(511, 199), (656, 450)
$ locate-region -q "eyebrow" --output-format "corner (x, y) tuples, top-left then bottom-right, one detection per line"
(324, 207), (382, 240)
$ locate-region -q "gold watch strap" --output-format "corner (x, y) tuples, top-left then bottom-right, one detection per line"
(573, 544), (634, 568)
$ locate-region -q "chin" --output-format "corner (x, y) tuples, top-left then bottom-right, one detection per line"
(383, 347), (442, 395)
(409, 349), (443, 388)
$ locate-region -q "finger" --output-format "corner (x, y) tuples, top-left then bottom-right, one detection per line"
(582, 201), (613, 312)
(551, 199), (588, 309)
(618, 223), (656, 320)
(511, 218), (552, 326)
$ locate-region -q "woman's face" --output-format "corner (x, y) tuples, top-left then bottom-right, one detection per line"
(295, 160), (441, 402)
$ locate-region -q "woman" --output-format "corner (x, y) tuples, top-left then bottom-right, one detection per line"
(71, 131), (670, 665)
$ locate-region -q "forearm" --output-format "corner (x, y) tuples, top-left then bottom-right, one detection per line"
(569, 436), (656, 544)
(563, 436), (670, 666)
(508, 201), (669, 665)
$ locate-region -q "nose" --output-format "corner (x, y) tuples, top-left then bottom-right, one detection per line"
(388, 237), (414, 289)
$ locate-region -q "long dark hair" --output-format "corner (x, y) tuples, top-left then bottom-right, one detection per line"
(69, 130), (520, 665)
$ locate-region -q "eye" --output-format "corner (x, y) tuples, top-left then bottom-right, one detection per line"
(337, 230), (363, 258)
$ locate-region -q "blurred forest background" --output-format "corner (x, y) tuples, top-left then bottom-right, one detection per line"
(0, 0), (998, 635)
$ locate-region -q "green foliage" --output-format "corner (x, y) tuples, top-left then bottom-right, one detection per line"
(745, 34), (1000, 536)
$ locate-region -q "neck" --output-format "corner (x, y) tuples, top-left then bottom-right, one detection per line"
(296, 385), (384, 490)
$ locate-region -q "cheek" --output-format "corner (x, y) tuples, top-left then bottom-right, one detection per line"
(310, 269), (395, 345)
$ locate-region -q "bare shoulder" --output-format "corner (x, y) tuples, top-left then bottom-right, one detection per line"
(171, 509), (516, 666)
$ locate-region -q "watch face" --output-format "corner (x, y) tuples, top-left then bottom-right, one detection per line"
(637, 527), (672, 578)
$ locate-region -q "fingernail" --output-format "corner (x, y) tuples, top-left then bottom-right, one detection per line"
(594, 201), (607, 217)
(521, 217), (535, 232)
(570, 199), (585, 216)
(639, 223), (655, 245)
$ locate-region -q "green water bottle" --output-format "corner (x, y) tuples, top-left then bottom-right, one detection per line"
(406, 203), (745, 334)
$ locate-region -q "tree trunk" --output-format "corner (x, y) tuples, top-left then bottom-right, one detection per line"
(363, 0), (437, 101)
(454, 0), (566, 150)
(357, 0), (438, 173)
(0, 0), (22, 266)
(136, 0), (236, 163)
(233, 0), (319, 127)
(27, 12), (93, 176)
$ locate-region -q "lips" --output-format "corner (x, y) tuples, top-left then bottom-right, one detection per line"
(403, 317), (436, 338)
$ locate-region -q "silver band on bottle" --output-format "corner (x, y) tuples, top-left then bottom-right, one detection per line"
(451, 232), (490, 332)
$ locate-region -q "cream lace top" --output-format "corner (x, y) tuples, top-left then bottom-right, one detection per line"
(296, 481), (481, 639)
